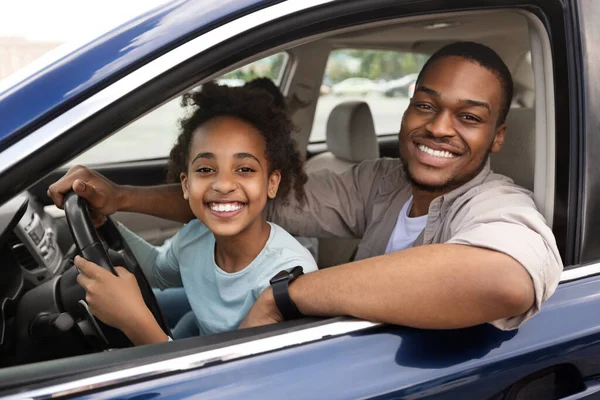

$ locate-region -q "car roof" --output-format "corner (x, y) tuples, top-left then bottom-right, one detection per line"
(0, 0), (273, 149)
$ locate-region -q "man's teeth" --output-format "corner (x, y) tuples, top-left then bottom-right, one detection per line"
(418, 144), (456, 158)
(210, 203), (243, 212)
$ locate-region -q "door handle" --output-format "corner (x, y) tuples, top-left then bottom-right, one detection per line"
(559, 379), (600, 400)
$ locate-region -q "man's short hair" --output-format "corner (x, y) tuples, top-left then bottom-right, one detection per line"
(416, 42), (514, 125)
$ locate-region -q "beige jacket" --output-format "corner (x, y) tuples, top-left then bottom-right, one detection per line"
(266, 158), (563, 330)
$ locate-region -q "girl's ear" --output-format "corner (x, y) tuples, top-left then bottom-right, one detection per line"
(180, 173), (189, 200)
(267, 170), (282, 199)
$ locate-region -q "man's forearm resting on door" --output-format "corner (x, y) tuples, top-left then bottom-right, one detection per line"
(286, 243), (534, 329)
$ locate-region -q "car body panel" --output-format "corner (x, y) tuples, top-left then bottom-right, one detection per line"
(0, 0), (275, 147)
(70, 275), (600, 399)
(0, 0), (599, 399)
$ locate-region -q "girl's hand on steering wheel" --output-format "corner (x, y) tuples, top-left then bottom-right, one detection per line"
(74, 256), (150, 333)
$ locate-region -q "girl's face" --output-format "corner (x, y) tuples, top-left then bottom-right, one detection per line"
(180, 116), (281, 238)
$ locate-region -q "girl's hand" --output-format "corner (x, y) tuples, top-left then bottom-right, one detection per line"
(238, 287), (283, 329)
(74, 255), (150, 333)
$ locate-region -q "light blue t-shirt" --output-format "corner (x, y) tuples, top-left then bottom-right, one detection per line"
(118, 220), (318, 336)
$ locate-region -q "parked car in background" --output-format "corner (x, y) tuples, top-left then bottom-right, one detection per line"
(331, 77), (376, 96)
(407, 80), (416, 98)
(382, 73), (418, 97)
(0, 0), (599, 399)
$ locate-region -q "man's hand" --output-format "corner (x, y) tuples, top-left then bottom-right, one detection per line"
(48, 165), (196, 224)
(48, 165), (124, 226)
(239, 287), (284, 329)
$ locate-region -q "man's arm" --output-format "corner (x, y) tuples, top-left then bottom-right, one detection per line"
(240, 244), (534, 329)
(49, 161), (385, 238)
(119, 184), (194, 222)
(47, 165), (194, 223)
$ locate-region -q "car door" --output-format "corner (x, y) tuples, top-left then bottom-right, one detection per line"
(2, 0), (600, 399)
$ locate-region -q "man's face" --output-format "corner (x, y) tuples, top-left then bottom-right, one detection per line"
(398, 56), (507, 193)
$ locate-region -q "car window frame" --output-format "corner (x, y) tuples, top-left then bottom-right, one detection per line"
(0, 0), (580, 396)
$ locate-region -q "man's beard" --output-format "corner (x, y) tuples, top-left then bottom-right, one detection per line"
(400, 145), (492, 193)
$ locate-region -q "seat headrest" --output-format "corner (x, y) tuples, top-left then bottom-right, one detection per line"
(325, 101), (380, 162)
(490, 107), (535, 191)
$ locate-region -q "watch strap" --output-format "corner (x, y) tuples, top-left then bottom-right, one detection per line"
(271, 267), (303, 320)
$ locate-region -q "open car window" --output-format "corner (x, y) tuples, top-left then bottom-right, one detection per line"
(310, 49), (428, 142)
(66, 52), (289, 166)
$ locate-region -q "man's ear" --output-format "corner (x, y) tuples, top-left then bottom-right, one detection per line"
(491, 122), (507, 153)
(267, 170), (282, 199)
(180, 173), (189, 200)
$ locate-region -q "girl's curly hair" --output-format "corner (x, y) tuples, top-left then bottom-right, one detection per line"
(167, 82), (307, 205)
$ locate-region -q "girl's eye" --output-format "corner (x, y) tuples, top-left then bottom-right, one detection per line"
(196, 167), (214, 173)
(236, 167), (255, 173)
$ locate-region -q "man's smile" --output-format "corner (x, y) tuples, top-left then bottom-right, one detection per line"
(411, 140), (465, 168)
(417, 144), (456, 159)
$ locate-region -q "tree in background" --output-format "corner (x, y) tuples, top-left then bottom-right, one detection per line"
(220, 54), (286, 83)
(216, 50), (428, 87)
(326, 50), (428, 83)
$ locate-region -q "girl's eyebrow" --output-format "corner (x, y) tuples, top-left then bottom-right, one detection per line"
(191, 152), (215, 163)
(234, 152), (261, 166)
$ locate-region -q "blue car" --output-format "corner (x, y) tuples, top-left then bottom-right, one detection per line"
(0, 0), (599, 398)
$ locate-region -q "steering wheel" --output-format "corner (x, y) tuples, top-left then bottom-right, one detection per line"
(60, 191), (171, 349)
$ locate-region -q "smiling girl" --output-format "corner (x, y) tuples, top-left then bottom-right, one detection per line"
(73, 83), (318, 345)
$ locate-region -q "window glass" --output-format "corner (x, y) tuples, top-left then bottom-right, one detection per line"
(67, 53), (289, 165)
(310, 49), (428, 142)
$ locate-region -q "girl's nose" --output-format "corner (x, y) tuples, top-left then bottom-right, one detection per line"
(211, 171), (237, 194)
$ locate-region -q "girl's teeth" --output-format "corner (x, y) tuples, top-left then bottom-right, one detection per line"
(418, 144), (455, 158)
(211, 203), (242, 212)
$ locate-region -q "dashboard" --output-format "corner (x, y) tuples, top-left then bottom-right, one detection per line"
(8, 195), (64, 285)
(0, 193), (68, 364)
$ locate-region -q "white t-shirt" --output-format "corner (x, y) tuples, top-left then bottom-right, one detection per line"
(385, 196), (428, 254)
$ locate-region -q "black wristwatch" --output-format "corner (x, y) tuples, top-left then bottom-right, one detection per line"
(270, 266), (304, 320)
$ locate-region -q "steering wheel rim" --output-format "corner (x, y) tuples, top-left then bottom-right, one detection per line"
(62, 191), (171, 348)
(63, 192), (118, 275)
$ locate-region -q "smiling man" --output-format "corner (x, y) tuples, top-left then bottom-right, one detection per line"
(49, 42), (563, 331)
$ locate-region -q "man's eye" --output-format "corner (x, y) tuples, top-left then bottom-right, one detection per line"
(415, 104), (433, 111)
(461, 114), (481, 122)
(196, 167), (214, 173)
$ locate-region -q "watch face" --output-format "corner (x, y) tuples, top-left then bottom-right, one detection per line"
(270, 271), (291, 285)
(270, 267), (303, 285)
(290, 266), (304, 278)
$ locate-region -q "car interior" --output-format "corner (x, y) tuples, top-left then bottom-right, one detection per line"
(0, 6), (557, 387)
